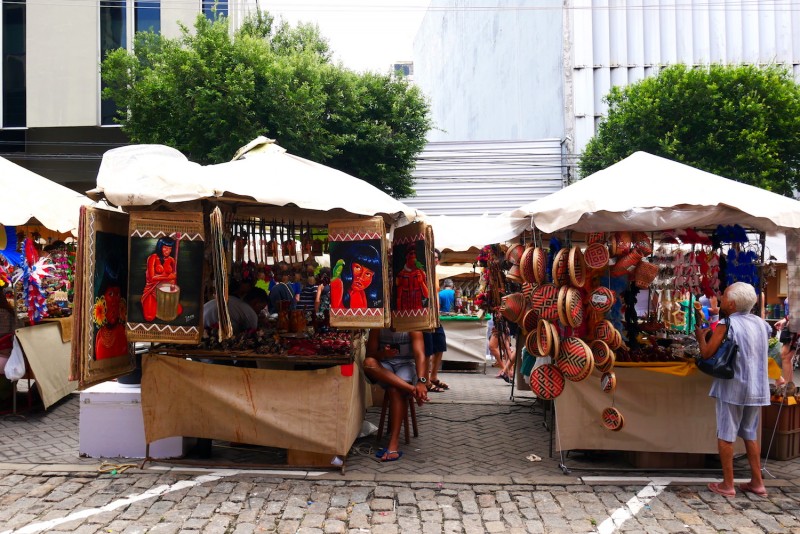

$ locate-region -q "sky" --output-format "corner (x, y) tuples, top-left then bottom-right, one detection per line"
(259, 1), (430, 73)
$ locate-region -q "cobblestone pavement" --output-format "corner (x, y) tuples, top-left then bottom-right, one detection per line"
(2, 469), (800, 533)
(4, 371), (800, 532)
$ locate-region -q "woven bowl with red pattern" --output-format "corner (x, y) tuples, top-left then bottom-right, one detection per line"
(556, 337), (594, 382)
(536, 319), (554, 356)
(532, 247), (547, 284)
(584, 243), (610, 270)
(500, 292), (526, 324)
(530, 364), (565, 400)
(522, 308), (538, 334)
(588, 287), (616, 315)
(568, 246), (587, 288)
(601, 406), (624, 431)
(565, 287), (584, 328)
(531, 283), (559, 322)
(520, 246), (535, 283)
(586, 232), (605, 245)
(601, 371), (616, 394)
(552, 248), (570, 287)
(506, 243), (525, 265)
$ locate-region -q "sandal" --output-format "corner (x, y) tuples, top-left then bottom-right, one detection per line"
(707, 482), (735, 498)
(432, 379), (450, 390)
(426, 383), (445, 393)
(739, 482), (768, 497)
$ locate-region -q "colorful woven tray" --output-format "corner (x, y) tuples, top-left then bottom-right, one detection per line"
(568, 246), (587, 288)
(531, 283), (559, 322)
(557, 337), (594, 382)
(601, 371), (616, 394)
(588, 287), (615, 315)
(584, 243), (610, 270)
(536, 319), (553, 356)
(601, 406), (624, 431)
(565, 287), (584, 328)
(552, 248), (569, 287)
(530, 363), (565, 400)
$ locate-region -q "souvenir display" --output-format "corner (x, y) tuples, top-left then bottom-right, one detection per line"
(126, 211), (205, 344)
(71, 206), (135, 388)
(530, 363), (565, 400)
(391, 221), (438, 331)
(328, 217), (389, 329)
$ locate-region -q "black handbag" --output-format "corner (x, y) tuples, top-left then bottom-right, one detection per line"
(696, 317), (738, 379)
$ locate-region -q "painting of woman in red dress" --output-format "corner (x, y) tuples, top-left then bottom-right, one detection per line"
(93, 260), (129, 360)
(140, 236), (182, 322)
(394, 245), (429, 310)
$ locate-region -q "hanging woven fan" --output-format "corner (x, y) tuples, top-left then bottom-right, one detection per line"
(530, 364), (565, 400)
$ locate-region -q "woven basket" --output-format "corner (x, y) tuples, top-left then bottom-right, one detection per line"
(536, 319), (553, 356)
(611, 231), (632, 257)
(556, 285), (570, 327)
(531, 283), (559, 322)
(530, 363), (565, 400)
(590, 340), (610, 368)
(601, 406), (624, 431)
(588, 287), (616, 315)
(552, 248), (570, 287)
(632, 232), (653, 256)
(500, 292), (526, 323)
(522, 308), (538, 334)
(601, 371), (616, 394)
(634, 260), (659, 289)
(586, 232), (605, 245)
(584, 243), (610, 270)
(532, 248), (547, 284)
(596, 347), (616, 373)
(507, 264), (523, 282)
(610, 250), (643, 276)
(556, 337), (594, 382)
(525, 330), (539, 355)
(568, 246), (587, 288)
(565, 287), (584, 328)
(520, 246), (535, 283)
(506, 243), (525, 265)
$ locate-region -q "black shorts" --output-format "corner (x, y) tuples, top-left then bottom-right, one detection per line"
(424, 326), (447, 356)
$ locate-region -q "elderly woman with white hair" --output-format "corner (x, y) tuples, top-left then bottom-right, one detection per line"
(695, 282), (771, 498)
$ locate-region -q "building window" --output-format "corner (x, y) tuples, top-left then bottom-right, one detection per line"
(100, 0), (126, 125)
(135, 1), (160, 33)
(203, 0), (228, 20)
(2, 0), (26, 128)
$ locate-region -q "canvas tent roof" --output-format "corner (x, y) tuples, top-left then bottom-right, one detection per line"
(422, 214), (529, 252)
(0, 156), (91, 234)
(509, 152), (800, 234)
(92, 138), (420, 224)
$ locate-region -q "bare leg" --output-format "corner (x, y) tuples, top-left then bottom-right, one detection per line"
(743, 439), (766, 492)
(717, 438), (736, 492)
(429, 352), (444, 382)
(781, 343), (794, 385)
(384, 387), (405, 460)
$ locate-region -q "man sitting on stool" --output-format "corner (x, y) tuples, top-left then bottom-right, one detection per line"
(364, 328), (428, 462)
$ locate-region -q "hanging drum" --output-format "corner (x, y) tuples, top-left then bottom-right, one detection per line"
(556, 337), (595, 382)
(584, 243), (610, 271)
(568, 246), (587, 288)
(532, 247), (548, 284)
(601, 406), (625, 431)
(588, 287), (616, 315)
(601, 371), (616, 394)
(530, 364), (566, 400)
(552, 248), (570, 287)
(531, 283), (559, 322)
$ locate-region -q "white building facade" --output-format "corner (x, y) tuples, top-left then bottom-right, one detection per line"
(0, 0), (255, 191)
(412, 0), (800, 195)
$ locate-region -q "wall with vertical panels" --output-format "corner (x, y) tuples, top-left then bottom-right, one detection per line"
(569, 0), (800, 154)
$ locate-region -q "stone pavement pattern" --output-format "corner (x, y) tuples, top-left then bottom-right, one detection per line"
(3, 470), (800, 533)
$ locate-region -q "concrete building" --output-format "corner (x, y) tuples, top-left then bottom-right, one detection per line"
(0, 0), (255, 192)
(409, 0), (800, 214)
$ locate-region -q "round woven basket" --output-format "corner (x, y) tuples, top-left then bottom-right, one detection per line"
(536, 319), (553, 356)
(565, 287), (584, 328)
(500, 292), (526, 324)
(520, 246), (536, 283)
(588, 287), (616, 315)
(601, 406), (624, 431)
(531, 283), (559, 322)
(590, 340), (610, 368)
(596, 348), (616, 373)
(584, 243), (610, 270)
(522, 308), (538, 334)
(568, 246), (587, 288)
(532, 248), (547, 284)
(594, 320), (615, 344)
(530, 364), (565, 400)
(525, 330), (539, 356)
(601, 371), (616, 394)
(632, 231), (653, 256)
(556, 337), (594, 382)
(610, 250), (643, 276)
(507, 264), (523, 282)
(586, 232), (605, 245)
(506, 243), (525, 265)
(521, 282), (536, 301)
(552, 248), (570, 287)
(549, 322), (561, 358)
(611, 231), (632, 257)
(634, 260), (659, 289)
(556, 285), (570, 327)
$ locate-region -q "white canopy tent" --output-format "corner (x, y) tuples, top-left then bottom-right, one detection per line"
(92, 137), (420, 223)
(421, 214), (529, 252)
(0, 156), (91, 234)
(509, 151), (800, 234)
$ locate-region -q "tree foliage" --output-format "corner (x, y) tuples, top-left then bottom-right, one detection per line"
(101, 11), (431, 198)
(579, 64), (800, 196)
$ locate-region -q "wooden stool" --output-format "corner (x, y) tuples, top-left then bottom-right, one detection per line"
(376, 393), (418, 445)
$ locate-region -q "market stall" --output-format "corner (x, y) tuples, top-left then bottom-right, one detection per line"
(78, 137), (427, 467)
(0, 156), (91, 413)
(503, 152), (800, 468)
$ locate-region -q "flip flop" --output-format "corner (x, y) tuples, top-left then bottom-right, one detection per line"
(379, 450), (403, 462)
(432, 379), (450, 390)
(739, 482), (768, 497)
(707, 482), (735, 498)
(375, 448), (387, 459)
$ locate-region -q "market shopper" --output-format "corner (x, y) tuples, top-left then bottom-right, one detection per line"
(775, 298), (797, 385)
(203, 287), (269, 336)
(363, 328), (428, 462)
(695, 282), (771, 498)
(489, 319), (515, 383)
(297, 275), (318, 311)
(425, 255), (450, 392)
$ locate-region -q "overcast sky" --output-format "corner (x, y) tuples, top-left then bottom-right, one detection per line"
(259, 1), (430, 72)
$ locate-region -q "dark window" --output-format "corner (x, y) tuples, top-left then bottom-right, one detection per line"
(135, 0), (160, 33)
(100, 0), (126, 125)
(2, 0), (26, 128)
(202, 0), (228, 20)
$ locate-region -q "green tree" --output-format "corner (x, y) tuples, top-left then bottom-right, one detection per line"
(101, 11), (431, 198)
(579, 64), (800, 196)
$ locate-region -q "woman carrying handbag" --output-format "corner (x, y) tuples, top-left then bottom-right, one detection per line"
(695, 282), (772, 498)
